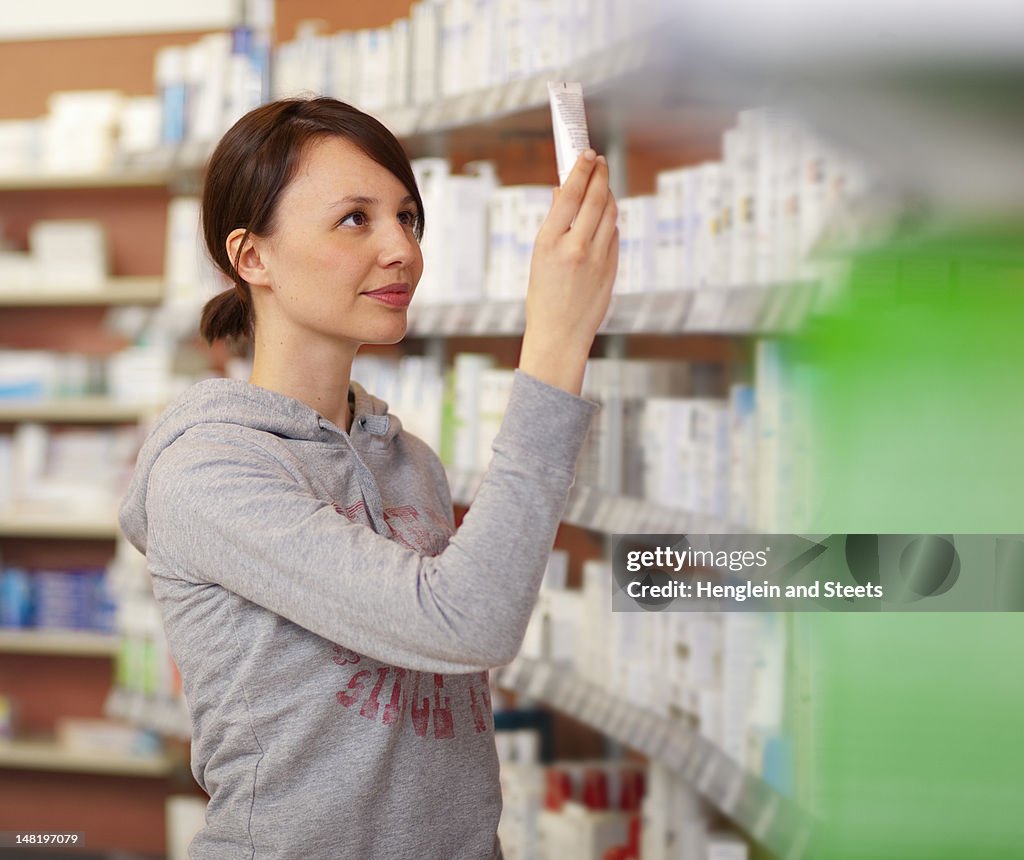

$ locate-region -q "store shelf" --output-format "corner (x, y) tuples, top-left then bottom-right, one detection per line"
(496, 657), (814, 860)
(377, 34), (653, 139)
(0, 168), (174, 192)
(0, 738), (175, 777)
(448, 469), (743, 535)
(0, 508), (119, 539)
(0, 629), (119, 657)
(105, 689), (193, 741)
(0, 277), (164, 307)
(408, 284), (816, 338)
(0, 397), (154, 424)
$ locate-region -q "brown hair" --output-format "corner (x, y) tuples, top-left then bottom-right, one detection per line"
(199, 97), (425, 343)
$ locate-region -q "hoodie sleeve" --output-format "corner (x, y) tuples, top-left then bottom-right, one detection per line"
(143, 371), (595, 675)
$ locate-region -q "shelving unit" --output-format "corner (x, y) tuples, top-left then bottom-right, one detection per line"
(0, 277), (164, 307)
(0, 3), (868, 857)
(0, 629), (119, 657)
(448, 469), (744, 535)
(0, 398), (153, 424)
(0, 511), (119, 539)
(0, 738), (176, 778)
(375, 30), (653, 139)
(408, 283), (818, 338)
(0, 169), (173, 192)
(497, 658), (815, 860)
(0, 56), (195, 853)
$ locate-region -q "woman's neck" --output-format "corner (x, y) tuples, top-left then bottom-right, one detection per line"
(249, 331), (357, 433)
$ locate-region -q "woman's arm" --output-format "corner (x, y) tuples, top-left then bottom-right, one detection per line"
(145, 371), (594, 675)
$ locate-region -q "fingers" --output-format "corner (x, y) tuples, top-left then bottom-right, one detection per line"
(569, 156), (611, 241)
(591, 189), (619, 259)
(544, 149), (598, 234)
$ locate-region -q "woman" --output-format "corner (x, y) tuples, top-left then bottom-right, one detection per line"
(119, 97), (617, 859)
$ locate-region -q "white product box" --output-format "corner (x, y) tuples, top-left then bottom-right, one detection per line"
(721, 613), (759, 766)
(413, 159), (495, 304)
(476, 368), (515, 469)
(543, 549), (569, 591)
(0, 120), (41, 174)
(642, 762), (710, 860)
(452, 353), (496, 472)
(117, 96), (162, 160)
(775, 124), (804, 285)
(0, 435), (12, 511)
(397, 356), (444, 452)
(729, 115), (759, 287)
(167, 795), (208, 860)
(727, 383), (758, 529)
(329, 31), (359, 103)
(28, 220), (108, 289)
(655, 166), (690, 290)
(691, 399), (731, 520)
(410, 1), (442, 105)
(485, 185), (550, 300)
(106, 345), (174, 406)
(520, 592), (547, 660)
(274, 24), (329, 100)
(440, 0), (473, 97)
(388, 18), (411, 109)
(707, 832), (750, 860)
(357, 27), (391, 111)
(578, 359), (625, 493)
(164, 197), (226, 305)
(187, 33), (231, 147)
(640, 761), (671, 860)
(546, 589), (583, 666)
(0, 351), (62, 400)
(616, 194), (657, 294)
(748, 612), (787, 737)
(0, 252), (38, 292)
(561, 801), (630, 860)
(155, 46), (187, 146)
(689, 613), (721, 685)
(42, 90), (123, 174)
(579, 560), (611, 688)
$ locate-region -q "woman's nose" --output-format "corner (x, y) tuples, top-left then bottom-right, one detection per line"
(377, 220), (418, 268)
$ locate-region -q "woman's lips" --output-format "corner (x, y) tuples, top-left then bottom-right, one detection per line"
(363, 284), (412, 308)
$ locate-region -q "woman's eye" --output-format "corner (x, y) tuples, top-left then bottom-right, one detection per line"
(398, 210), (419, 228)
(340, 211), (368, 227)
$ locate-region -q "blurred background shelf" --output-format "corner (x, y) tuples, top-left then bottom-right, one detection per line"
(0, 398), (153, 424)
(0, 277), (164, 307)
(408, 284), (817, 337)
(0, 738), (175, 777)
(0, 169), (174, 191)
(497, 657), (814, 860)
(0, 510), (119, 539)
(0, 629), (119, 657)
(448, 469), (743, 535)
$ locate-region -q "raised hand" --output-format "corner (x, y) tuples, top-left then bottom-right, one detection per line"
(518, 149), (619, 394)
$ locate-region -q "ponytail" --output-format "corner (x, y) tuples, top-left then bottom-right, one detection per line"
(200, 287), (252, 344)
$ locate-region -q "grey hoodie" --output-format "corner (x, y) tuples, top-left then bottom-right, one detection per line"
(118, 370), (595, 859)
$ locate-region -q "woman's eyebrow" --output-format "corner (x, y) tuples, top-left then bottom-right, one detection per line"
(328, 194), (417, 209)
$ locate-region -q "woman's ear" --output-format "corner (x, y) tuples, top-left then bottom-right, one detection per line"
(226, 228), (272, 288)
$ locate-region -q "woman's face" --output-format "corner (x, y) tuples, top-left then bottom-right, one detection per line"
(253, 135), (424, 350)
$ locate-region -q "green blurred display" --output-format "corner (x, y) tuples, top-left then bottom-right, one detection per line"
(789, 226), (1024, 858)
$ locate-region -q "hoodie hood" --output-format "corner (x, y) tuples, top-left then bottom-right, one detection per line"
(119, 378), (396, 554)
